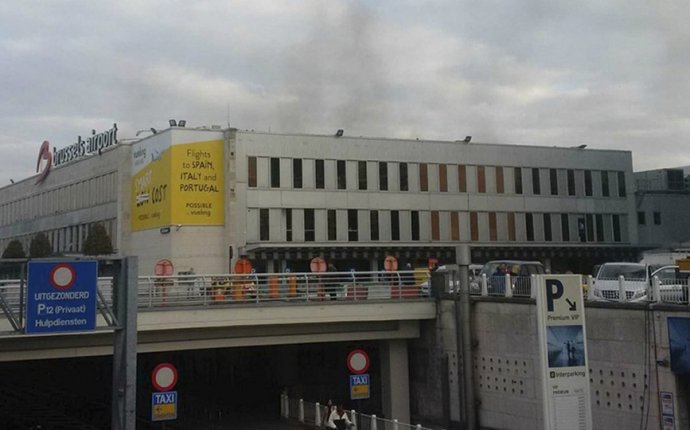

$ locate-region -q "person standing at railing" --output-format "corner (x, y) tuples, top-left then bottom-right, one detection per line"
(326, 404), (354, 429)
(491, 264), (507, 294)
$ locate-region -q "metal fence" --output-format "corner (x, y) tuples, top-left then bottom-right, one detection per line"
(281, 395), (441, 430)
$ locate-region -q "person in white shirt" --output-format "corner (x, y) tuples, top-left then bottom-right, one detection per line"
(326, 404), (354, 429)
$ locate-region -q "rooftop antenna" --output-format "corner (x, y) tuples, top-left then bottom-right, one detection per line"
(226, 102), (230, 127)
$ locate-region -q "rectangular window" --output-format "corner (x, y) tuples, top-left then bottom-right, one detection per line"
(370, 211), (379, 241)
(550, 169), (558, 195)
(543, 213), (552, 241)
(596, 214), (604, 241)
(411, 211), (420, 241)
(496, 167), (504, 194)
(601, 171), (610, 197)
(458, 165), (467, 192)
(399, 163), (409, 191)
(379, 162), (388, 191)
(470, 212), (478, 241)
(584, 170), (593, 196)
(617, 171), (626, 197)
(259, 209), (269, 241)
(532, 168), (541, 195)
(567, 170), (575, 196)
(439, 164), (448, 192)
(613, 215), (621, 242)
(489, 212), (497, 241)
(304, 209), (315, 242)
(526, 213), (534, 241)
(327, 210), (336, 241)
(285, 209), (292, 242)
(638, 211), (646, 226)
(337, 160), (346, 190)
(315, 160), (325, 189)
(450, 212), (459, 241)
(514, 168), (523, 194)
(358, 161), (367, 190)
(248, 156), (257, 187)
(477, 166), (486, 193)
(293, 159), (302, 188)
(391, 211), (400, 241)
(430, 211), (439, 241)
(348, 209), (358, 241)
(577, 217), (586, 242)
(586, 214), (594, 242)
(508, 212), (516, 241)
(654, 211), (661, 225)
(270, 157), (280, 188)
(561, 214), (570, 242)
(419, 163), (428, 191)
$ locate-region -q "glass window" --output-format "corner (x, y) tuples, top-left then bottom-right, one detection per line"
(259, 209), (269, 240)
(508, 212), (516, 241)
(561, 214), (570, 241)
(450, 212), (459, 241)
(477, 166), (486, 193)
(358, 161), (367, 190)
(348, 209), (358, 241)
(550, 169), (558, 195)
(470, 212), (478, 241)
(544, 213), (552, 241)
(411, 211), (420, 240)
(270, 158), (280, 188)
(293, 159), (302, 189)
(337, 160), (346, 190)
(399, 163), (409, 191)
(370, 211), (379, 241)
(596, 214), (604, 241)
(654, 212), (661, 225)
(532, 168), (540, 195)
(617, 171), (626, 197)
(439, 164), (447, 192)
(391, 210), (400, 241)
(567, 170), (575, 196)
(601, 171), (610, 197)
(496, 167), (504, 194)
(430, 211), (439, 241)
(458, 165), (467, 192)
(613, 215), (621, 242)
(638, 211), (646, 225)
(586, 214), (594, 242)
(248, 156), (257, 187)
(315, 160), (325, 189)
(379, 162), (388, 191)
(285, 209), (292, 242)
(489, 212), (497, 241)
(526, 213), (534, 241)
(584, 170), (592, 196)
(514, 168), (523, 194)
(304, 209), (315, 242)
(419, 163), (428, 192)
(327, 210), (336, 241)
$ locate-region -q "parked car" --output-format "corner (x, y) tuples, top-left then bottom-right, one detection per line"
(591, 262), (684, 302)
(472, 260), (546, 295)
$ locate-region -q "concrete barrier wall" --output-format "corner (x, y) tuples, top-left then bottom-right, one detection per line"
(410, 298), (690, 430)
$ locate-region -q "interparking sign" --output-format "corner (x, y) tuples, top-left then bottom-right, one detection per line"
(26, 261), (97, 334)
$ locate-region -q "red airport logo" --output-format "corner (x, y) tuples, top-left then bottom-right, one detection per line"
(36, 140), (52, 184)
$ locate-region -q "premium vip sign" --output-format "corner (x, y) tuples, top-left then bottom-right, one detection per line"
(26, 261), (97, 334)
(535, 275), (592, 430)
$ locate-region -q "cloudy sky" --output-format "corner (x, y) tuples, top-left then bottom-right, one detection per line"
(1, 0), (689, 185)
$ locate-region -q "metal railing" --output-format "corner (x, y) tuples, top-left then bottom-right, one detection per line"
(280, 395), (441, 430)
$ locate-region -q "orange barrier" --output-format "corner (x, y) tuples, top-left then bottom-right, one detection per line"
(269, 276), (279, 299)
(288, 275), (297, 298)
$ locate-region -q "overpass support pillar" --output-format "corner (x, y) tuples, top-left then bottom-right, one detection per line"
(381, 339), (410, 423)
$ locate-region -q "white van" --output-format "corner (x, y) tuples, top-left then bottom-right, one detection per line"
(591, 262), (683, 302)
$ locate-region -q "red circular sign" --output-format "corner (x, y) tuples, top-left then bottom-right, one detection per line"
(152, 363), (178, 392)
(234, 258), (253, 274)
(154, 259), (174, 276)
(347, 349), (370, 374)
(49, 264), (76, 290)
(384, 256), (398, 272)
(310, 257), (327, 273)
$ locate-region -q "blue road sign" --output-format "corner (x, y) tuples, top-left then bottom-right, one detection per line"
(349, 373), (370, 400)
(26, 261), (98, 334)
(152, 391), (178, 421)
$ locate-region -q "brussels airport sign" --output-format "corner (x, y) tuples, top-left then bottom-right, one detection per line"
(35, 124), (119, 184)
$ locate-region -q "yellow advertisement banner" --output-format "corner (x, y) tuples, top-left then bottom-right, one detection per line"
(131, 147), (172, 231)
(170, 140), (224, 225)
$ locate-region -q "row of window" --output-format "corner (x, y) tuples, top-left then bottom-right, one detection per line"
(637, 211), (662, 226)
(250, 208), (626, 244)
(0, 219), (117, 256)
(247, 157), (627, 198)
(0, 173), (118, 227)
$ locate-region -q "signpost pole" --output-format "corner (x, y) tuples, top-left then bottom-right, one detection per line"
(112, 257), (138, 430)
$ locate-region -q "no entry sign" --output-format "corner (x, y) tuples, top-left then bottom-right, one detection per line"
(152, 363), (178, 392)
(347, 349), (370, 374)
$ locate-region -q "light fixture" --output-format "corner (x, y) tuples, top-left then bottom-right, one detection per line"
(464, 136), (472, 143)
(169, 119), (177, 127)
(335, 129), (344, 137)
(151, 128), (157, 134)
(178, 120), (186, 127)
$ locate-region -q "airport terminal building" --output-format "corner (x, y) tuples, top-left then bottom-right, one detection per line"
(0, 124), (640, 275)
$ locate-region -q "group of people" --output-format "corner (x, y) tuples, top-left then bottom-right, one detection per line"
(322, 400), (354, 430)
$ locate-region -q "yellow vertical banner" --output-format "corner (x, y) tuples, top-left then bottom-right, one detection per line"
(170, 140), (224, 225)
(131, 144), (172, 231)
